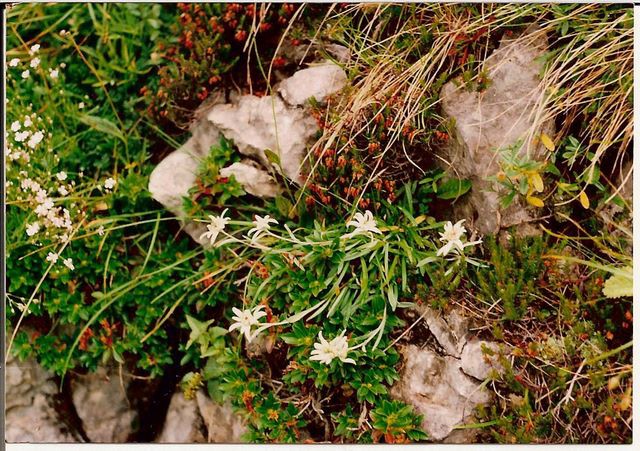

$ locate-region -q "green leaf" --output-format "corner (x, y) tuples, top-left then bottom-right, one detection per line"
(603, 266), (633, 298)
(436, 178), (472, 200)
(186, 315), (214, 349)
(78, 114), (125, 143)
(275, 195), (295, 219)
(264, 149), (281, 165)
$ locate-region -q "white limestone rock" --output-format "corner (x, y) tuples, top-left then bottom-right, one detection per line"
(70, 368), (137, 442)
(277, 60), (348, 107)
(392, 345), (490, 441)
(460, 340), (503, 381)
(391, 307), (505, 442)
(206, 95), (318, 183)
(149, 61), (348, 244)
(195, 390), (246, 443)
(219, 160), (282, 198)
(5, 355), (79, 443)
(440, 27), (553, 234)
(156, 391), (206, 443)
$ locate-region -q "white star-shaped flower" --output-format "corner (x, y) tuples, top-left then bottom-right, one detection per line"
(437, 219), (467, 257)
(200, 209), (231, 245)
(309, 330), (356, 365)
(247, 214), (278, 242)
(343, 210), (382, 239)
(437, 219), (483, 257)
(228, 305), (267, 342)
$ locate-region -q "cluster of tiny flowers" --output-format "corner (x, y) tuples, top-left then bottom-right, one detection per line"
(20, 177), (74, 240)
(6, 110), (78, 246)
(5, 113), (53, 163)
(7, 43), (62, 82)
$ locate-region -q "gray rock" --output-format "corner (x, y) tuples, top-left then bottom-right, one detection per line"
(150, 62), (348, 244)
(440, 27), (553, 234)
(391, 345), (490, 441)
(277, 60), (348, 106)
(195, 390), (246, 443)
(219, 160), (281, 198)
(460, 340), (503, 381)
(391, 307), (504, 442)
(421, 307), (467, 357)
(70, 368), (136, 442)
(206, 94), (318, 183)
(156, 391), (206, 443)
(148, 139), (205, 219)
(5, 355), (79, 443)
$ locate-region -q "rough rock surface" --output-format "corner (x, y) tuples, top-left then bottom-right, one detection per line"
(70, 368), (137, 442)
(5, 355), (79, 443)
(219, 160), (282, 198)
(391, 306), (504, 442)
(206, 94), (318, 183)
(195, 390), (247, 443)
(440, 27), (553, 234)
(156, 391), (207, 443)
(149, 61), (347, 244)
(277, 60), (348, 106)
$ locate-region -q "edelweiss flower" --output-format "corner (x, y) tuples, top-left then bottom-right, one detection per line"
(310, 330), (356, 365)
(229, 305), (267, 342)
(343, 210), (382, 239)
(200, 209), (231, 245)
(437, 219), (482, 257)
(247, 214), (278, 242)
(437, 219), (466, 257)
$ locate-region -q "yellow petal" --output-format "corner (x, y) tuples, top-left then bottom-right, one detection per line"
(530, 172), (544, 193)
(579, 191), (590, 209)
(540, 132), (555, 151)
(526, 195), (544, 208)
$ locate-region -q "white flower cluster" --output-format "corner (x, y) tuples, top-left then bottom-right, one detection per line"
(310, 330), (356, 365)
(343, 210), (382, 240)
(20, 177), (74, 240)
(436, 219), (482, 257)
(6, 111), (77, 247)
(228, 305), (267, 342)
(7, 43), (61, 83)
(6, 113), (53, 162)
